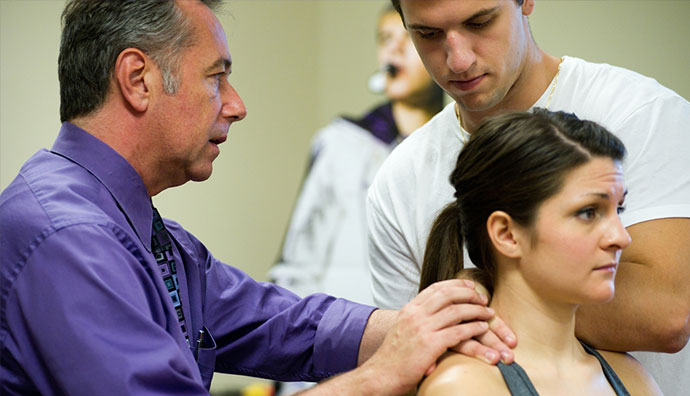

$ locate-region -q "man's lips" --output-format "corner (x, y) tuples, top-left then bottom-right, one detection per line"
(450, 74), (486, 91)
(209, 135), (227, 145)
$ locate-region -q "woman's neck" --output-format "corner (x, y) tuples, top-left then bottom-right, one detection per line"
(490, 278), (586, 369)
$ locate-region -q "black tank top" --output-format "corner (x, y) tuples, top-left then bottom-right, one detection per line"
(496, 342), (630, 395)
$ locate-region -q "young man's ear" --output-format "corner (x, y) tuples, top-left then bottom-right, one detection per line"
(114, 48), (152, 113)
(486, 211), (524, 259)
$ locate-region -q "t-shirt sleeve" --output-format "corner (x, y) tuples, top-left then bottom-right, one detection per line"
(366, 159), (423, 310)
(618, 94), (690, 227)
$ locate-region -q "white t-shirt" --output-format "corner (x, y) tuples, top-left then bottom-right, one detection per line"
(366, 56), (690, 394)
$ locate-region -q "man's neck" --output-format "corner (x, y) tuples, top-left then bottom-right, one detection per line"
(459, 50), (562, 133)
(392, 98), (443, 137)
(70, 107), (163, 197)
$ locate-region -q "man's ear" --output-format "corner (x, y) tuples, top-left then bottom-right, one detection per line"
(521, 0), (535, 17)
(114, 48), (152, 113)
(486, 211), (523, 259)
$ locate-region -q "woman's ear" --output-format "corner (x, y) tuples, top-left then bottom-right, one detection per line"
(113, 48), (152, 113)
(487, 211), (524, 259)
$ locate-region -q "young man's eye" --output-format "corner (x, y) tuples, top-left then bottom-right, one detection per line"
(617, 205), (626, 215)
(416, 30), (440, 40)
(467, 18), (493, 30)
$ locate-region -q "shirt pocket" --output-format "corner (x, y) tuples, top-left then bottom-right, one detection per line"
(192, 325), (217, 389)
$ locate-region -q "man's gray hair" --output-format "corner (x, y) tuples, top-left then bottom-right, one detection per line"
(59, 0), (221, 122)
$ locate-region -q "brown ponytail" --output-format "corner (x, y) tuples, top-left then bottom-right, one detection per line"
(419, 202), (464, 292)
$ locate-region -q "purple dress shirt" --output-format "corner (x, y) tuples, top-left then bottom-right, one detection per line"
(0, 122), (376, 395)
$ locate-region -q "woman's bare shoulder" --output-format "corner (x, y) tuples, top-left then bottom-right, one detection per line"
(597, 350), (663, 396)
(417, 352), (509, 396)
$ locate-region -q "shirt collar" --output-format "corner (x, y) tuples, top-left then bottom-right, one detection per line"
(343, 102), (400, 145)
(51, 122), (153, 251)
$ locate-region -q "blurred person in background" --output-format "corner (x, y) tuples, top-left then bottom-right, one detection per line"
(268, 6), (443, 395)
(269, 5), (444, 306)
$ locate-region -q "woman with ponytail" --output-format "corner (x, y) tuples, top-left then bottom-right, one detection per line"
(418, 109), (661, 395)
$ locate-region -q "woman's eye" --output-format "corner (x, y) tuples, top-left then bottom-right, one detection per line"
(576, 207), (597, 220)
(617, 205), (626, 215)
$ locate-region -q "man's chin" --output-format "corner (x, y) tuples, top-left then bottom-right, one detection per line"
(453, 93), (506, 116)
(188, 166), (214, 183)
(190, 173), (213, 183)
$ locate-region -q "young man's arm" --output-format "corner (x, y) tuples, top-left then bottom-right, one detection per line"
(576, 218), (690, 352)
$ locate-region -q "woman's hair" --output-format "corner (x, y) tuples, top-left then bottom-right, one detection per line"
(419, 109), (626, 293)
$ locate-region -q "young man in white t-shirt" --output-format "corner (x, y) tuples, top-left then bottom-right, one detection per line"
(367, 1), (690, 394)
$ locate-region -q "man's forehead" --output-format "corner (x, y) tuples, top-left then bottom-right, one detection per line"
(181, 0), (232, 64)
(402, 0), (503, 25)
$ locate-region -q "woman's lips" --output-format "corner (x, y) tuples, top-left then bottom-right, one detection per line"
(594, 263), (617, 272)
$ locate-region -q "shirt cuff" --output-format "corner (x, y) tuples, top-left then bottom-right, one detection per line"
(313, 298), (377, 375)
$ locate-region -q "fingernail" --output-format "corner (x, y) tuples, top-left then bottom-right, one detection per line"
(501, 351), (511, 362)
(506, 335), (516, 344)
(487, 307), (495, 315)
(484, 351), (497, 363)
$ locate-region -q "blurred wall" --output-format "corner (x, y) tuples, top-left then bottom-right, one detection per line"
(1, 0), (689, 392)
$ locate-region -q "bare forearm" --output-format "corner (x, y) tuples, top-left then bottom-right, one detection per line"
(357, 309), (397, 365)
(296, 364), (400, 396)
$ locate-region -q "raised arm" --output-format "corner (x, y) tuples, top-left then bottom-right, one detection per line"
(576, 95), (690, 352)
(576, 217), (690, 352)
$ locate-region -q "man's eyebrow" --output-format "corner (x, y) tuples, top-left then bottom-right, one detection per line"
(465, 6), (500, 22)
(406, 6), (500, 30)
(205, 57), (232, 74)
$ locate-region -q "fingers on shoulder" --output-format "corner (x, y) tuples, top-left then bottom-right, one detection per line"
(413, 280), (486, 312)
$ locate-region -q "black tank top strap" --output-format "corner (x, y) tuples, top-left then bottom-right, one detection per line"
(497, 361), (539, 396)
(580, 341), (631, 396)
(497, 343), (631, 395)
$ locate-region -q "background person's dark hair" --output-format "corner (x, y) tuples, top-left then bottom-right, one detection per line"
(419, 109), (626, 294)
(391, 0), (525, 25)
(59, 0), (221, 123)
